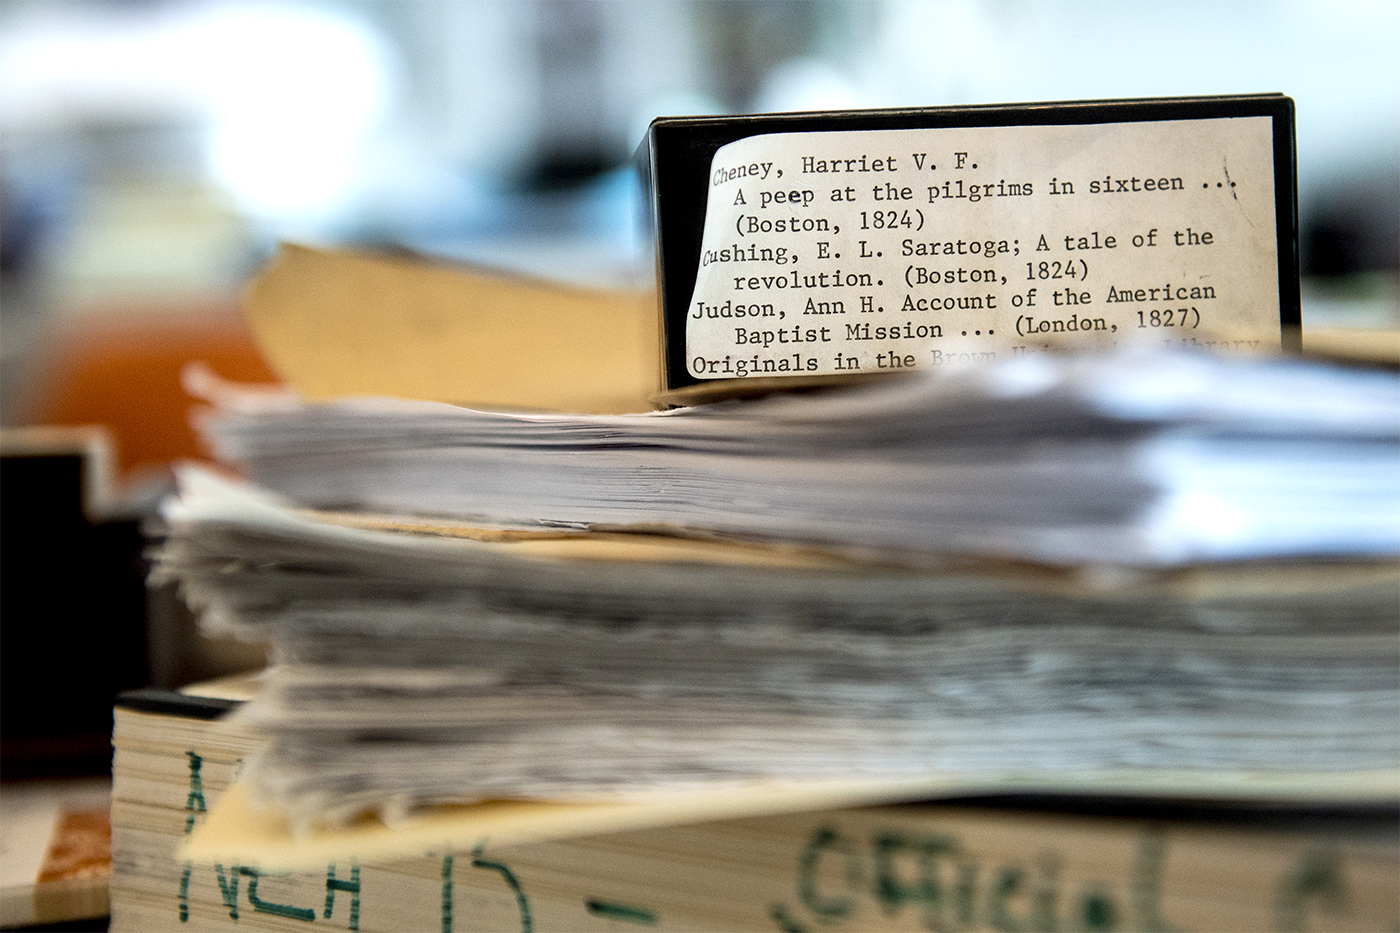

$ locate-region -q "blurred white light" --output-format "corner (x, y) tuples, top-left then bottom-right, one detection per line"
(0, 2), (394, 224)
(754, 59), (867, 114)
(195, 7), (391, 220)
(629, 91), (724, 145)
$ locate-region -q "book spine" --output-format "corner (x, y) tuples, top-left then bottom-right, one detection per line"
(112, 705), (1399, 932)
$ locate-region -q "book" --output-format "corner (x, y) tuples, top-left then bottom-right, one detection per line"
(111, 683), (1400, 932)
(0, 775), (112, 929)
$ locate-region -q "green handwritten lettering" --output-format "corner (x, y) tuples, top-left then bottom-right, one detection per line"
(874, 830), (960, 930)
(326, 863), (361, 932)
(586, 899), (658, 925)
(1081, 888), (1119, 931)
(988, 867), (1026, 932)
(441, 855), (454, 933)
(799, 826), (862, 921)
(770, 903), (810, 932)
(243, 867), (316, 922)
(183, 752), (206, 834)
(178, 751), (207, 922)
(473, 845), (533, 933)
(215, 865), (239, 921)
(179, 862), (193, 923)
(1275, 848), (1348, 932)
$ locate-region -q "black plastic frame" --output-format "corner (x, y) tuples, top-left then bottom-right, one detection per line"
(641, 95), (1300, 395)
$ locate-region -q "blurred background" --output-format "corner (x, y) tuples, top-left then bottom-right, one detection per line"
(0, 0), (1397, 761)
(3, 0), (1398, 448)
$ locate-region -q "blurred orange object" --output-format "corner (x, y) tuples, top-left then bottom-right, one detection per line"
(19, 304), (281, 488)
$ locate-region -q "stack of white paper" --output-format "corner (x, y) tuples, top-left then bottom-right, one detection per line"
(194, 349), (1400, 567)
(155, 349), (1400, 831)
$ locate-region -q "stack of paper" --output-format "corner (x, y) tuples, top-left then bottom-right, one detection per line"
(155, 348), (1400, 836)
(193, 349), (1400, 567)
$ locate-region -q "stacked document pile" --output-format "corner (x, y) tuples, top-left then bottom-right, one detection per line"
(157, 349), (1400, 835)
(196, 350), (1399, 567)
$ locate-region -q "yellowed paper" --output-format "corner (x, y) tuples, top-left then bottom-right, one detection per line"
(185, 768), (1399, 871)
(688, 119), (1282, 379)
(1303, 326), (1400, 366)
(242, 244), (660, 413)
